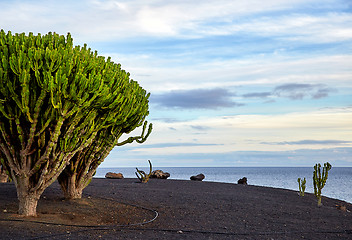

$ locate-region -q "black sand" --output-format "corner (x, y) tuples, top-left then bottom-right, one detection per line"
(0, 178), (351, 239)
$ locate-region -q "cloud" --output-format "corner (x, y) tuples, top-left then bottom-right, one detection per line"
(262, 140), (352, 145)
(311, 87), (335, 99)
(190, 125), (211, 131)
(243, 83), (337, 101)
(242, 92), (272, 99)
(104, 147), (352, 167)
(117, 142), (222, 150)
(2, 0), (351, 44)
(137, 107), (352, 155)
(151, 118), (181, 123)
(151, 88), (244, 109)
(105, 107), (352, 166)
(273, 83), (336, 100)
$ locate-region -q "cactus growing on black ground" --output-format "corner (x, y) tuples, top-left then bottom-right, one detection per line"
(313, 162), (332, 206)
(136, 160), (153, 183)
(297, 177), (306, 196)
(0, 30), (151, 215)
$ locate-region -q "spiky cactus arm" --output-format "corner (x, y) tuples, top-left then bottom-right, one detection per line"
(298, 178), (302, 196)
(301, 178), (306, 196)
(135, 160), (152, 183)
(298, 177), (306, 196)
(135, 169), (145, 182)
(0, 30), (151, 215)
(117, 121), (153, 146)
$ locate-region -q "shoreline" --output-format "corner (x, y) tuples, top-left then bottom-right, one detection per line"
(104, 177), (352, 204)
(1, 178), (351, 239)
(95, 177), (352, 203)
(95, 166), (352, 204)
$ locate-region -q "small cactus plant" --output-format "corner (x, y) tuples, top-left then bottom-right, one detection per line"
(297, 177), (306, 196)
(313, 162), (332, 206)
(135, 160), (152, 183)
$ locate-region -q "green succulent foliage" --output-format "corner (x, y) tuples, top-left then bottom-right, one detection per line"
(313, 162), (332, 207)
(0, 30), (150, 198)
(297, 177), (306, 196)
(135, 160), (152, 183)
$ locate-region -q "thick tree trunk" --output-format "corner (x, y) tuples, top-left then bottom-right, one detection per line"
(58, 173), (83, 199)
(15, 177), (41, 216)
(18, 194), (40, 216)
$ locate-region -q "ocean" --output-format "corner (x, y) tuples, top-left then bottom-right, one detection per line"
(95, 167), (352, 204)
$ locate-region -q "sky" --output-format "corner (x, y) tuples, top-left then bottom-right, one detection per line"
(1, 0), (351, 167)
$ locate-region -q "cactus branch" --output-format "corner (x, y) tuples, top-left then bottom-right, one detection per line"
(135, 160), (152, 183)
(117, 122), (152, 146)
(297, 177), (306, 196)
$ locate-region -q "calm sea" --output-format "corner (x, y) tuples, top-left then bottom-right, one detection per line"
(95, 167), (352, 204)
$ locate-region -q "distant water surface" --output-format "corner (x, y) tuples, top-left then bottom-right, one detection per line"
(95, 167), (352, 204)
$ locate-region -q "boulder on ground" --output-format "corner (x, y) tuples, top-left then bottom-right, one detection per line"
(237, 177), (247, 184)
(190, 173), (205, 181)
(150, 170), (170, 179)
(105, 172), (124, 179)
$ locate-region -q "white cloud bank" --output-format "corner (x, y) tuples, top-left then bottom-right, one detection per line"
(113, 107), (352, 154)
(1, 0), (351, 42)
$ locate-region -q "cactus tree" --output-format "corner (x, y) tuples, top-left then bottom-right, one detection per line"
(0, 30), (150, 215)
(313, 162), (332, 206)
(56, 55), (152, 199)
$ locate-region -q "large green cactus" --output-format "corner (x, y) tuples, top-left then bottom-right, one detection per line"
(313, 162), (332, 206)
(0, 30), (151, 215)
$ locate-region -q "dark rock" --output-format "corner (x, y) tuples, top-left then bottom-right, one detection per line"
(336, 205), (347, 212)
(105, 172), (124, 179)
(150, 170), (170, 179)
(190, 173), (205, 181)
(237, 177), (247, 184)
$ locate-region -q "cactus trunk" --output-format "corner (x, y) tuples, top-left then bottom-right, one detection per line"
(18, 195), (39, 217)
(317, 196), (322, 207)
(15, 176), (41, 216)
(58, 173), (83, 199)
